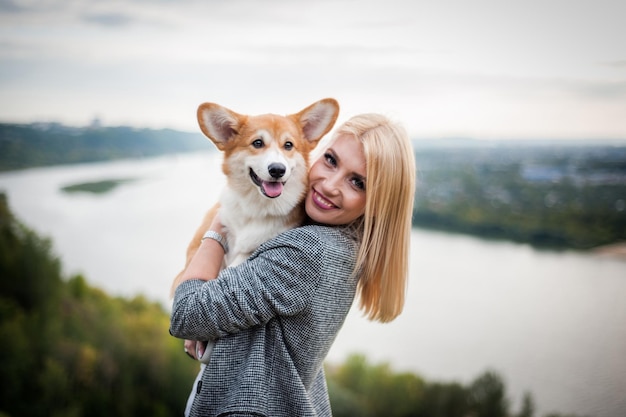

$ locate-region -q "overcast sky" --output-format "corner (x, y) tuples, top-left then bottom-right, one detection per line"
(1, 0), (625, 140)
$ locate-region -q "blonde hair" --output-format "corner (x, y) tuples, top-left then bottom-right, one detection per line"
(333, 114), (416, 323)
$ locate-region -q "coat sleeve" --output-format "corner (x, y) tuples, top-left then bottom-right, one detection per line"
(169, 227), (326, 341)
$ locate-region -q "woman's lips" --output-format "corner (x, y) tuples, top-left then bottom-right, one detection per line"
(312, 189), (336, 210)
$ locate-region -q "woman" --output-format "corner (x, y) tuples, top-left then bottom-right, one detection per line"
(170, 113), (416, 417)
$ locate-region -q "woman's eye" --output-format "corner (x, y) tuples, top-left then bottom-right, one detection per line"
(351, 177), (365, 191)
(284, 141), (293, 150)
(252, 139), (264, 148)
(324, 152), (337, 166)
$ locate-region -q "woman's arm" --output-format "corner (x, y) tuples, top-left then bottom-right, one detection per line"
(170, 226), (333, 341)
(173, 215), (226, 359)
(175, 215), (225, 287)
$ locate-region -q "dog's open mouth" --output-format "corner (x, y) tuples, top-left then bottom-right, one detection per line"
(250, 168), (285, 198)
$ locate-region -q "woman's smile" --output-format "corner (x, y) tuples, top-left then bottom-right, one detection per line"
(311, 189), (337, 210)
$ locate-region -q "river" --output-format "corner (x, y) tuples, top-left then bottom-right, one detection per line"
(1, 151), (624, 417)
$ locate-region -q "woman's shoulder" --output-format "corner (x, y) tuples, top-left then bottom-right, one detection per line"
(265, 224), (358, 255)
(286, 223), (357, 242)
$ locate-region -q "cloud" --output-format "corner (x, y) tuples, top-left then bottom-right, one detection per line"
(603, 60), (626, 69)
(0, 0), (25, 13)
(1, 0), (625, 139)
(0, 0), (173, 27)
(570, 79), (626, 99)
(81, 12), (134, 27)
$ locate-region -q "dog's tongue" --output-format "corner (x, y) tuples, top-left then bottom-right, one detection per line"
(262, 181), (283, 198)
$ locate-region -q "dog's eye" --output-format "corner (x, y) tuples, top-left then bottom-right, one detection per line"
(284, 141), (293, 150)
(252, 139), (264, 148)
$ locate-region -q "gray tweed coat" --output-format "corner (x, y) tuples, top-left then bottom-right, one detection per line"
(170, 224), (359, 417)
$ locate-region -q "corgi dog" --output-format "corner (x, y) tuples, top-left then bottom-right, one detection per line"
(171, 98), (339, 306)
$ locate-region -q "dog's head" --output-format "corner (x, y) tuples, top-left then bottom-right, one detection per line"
(197, 98), (339, 207)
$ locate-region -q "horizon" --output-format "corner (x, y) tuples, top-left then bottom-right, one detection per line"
(3, 118), (626, 146)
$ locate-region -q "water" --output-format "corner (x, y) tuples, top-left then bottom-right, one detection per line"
(1, 152), (624, 417)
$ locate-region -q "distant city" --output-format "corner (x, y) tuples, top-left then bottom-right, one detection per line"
(412, 140), (626, 249)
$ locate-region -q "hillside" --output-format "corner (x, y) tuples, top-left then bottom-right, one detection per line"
(0, 122), (212, 171)
(0, 193), (200, 416)
(413, 141), (626, 250)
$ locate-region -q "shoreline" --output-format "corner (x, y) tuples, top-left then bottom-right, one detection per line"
(593, 242), (626, 260)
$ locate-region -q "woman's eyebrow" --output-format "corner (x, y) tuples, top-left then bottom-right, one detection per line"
(353, 172), (366, 181)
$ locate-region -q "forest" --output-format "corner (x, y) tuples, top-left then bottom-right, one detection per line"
(412, 140), (626, 250)
(0, 122), (211, 172)
(0, 193), (586, 417)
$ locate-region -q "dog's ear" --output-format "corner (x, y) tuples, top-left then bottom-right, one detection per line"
(197, 103), (245, 150)
(292, 98), (340, 144)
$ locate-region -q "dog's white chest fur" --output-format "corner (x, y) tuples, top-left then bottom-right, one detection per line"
(219, 188), (301, 267)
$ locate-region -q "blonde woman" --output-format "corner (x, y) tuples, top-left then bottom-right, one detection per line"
(170, 113), (416, 417)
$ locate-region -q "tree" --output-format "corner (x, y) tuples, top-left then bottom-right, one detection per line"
(467, 370), (510, 417)
(517, 392), (535, 417)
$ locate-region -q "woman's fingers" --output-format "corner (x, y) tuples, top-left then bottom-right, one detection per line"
(184, 339), (197, 359)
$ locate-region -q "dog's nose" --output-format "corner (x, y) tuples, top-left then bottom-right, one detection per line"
(268, 163), (286, 179)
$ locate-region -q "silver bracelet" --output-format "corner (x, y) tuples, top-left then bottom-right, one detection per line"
(201, 230), (229, 254)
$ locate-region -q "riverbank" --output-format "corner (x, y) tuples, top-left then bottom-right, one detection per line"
(593, 241), (626, 260)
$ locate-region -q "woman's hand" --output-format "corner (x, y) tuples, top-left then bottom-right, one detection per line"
(183, 339), (209, 360)
(184, 339), (198, 359)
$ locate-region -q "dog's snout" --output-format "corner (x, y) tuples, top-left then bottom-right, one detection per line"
(268, 163), (286, 179)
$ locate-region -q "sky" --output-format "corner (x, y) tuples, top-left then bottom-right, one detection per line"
(1, 0), (625, 140)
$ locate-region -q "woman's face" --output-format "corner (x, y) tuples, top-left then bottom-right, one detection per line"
(305, 134), (367, 225)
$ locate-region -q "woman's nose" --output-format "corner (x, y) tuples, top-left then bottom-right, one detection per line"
(321, 174), (341, 195)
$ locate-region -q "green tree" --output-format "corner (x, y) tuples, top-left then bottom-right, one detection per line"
(517, 392), (535, 417)
(467, 370), (510, 417)
(415, 381), (468, 417)
(328, 354), (424, 417)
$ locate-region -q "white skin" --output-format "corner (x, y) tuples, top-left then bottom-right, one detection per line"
(305, 133), (367, 226)
(180, 133), (367, 358)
